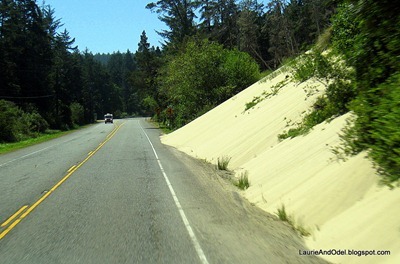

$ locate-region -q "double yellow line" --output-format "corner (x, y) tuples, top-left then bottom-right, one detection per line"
(0, 122), (125, 240)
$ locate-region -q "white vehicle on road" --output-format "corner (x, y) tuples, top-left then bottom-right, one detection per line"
(104, 113), (113, 124)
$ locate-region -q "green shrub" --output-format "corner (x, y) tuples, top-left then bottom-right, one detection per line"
(276, 204), (310, 237)
(244, 80), (286, 112)
(158, 38), (260, 129)
(325, 80), (357, 115)
(217, 156), (231, 170)
(276, 204), (291, 223)
(70, 102), (85, 126)
(244, 96), (261, 111)
(0, 100), (49, 142)
(278, 96), (337, 140)
(280, 48), (356, 141)
(222, 49), (260, 95)
(343, 73), (400, 185)
(329, 1), (400, 185)
(315, 27), (332, 52)
(293, 54), (316, 83)
(330, 3), (361, 66)
(0, 100), (23, 142)
(234, 171), (250, 190)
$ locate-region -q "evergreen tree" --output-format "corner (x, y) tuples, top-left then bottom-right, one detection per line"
(237, 1), (267, 68)
(146, 0), (200, 46)
(198, 0), (239, 49)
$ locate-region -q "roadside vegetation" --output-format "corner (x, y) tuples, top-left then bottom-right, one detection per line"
(278, 46), (356, 140)
(215, 157), (250, 190)
(0, 100), (49, 143)
(1, 1), (399, 185)
(0, 131), (66, 155)
(0, 0), (336, 141)
(217, 156), (232, 171)
(0, 100), (90, 154)
(234, 171), (250, 190)
(156, 39), (260, 129)
(276, 204), (311, 237)
(276, 1), (400, 186)
(244, 77), (288, 112)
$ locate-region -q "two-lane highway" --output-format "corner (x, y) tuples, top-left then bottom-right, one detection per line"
(0, 118), (327, 264)
(0, 122), (117, 230)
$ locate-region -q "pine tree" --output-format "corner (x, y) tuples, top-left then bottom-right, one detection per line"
(146, 0), (200, 45)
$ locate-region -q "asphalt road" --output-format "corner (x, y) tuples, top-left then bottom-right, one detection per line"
(0, 118), (328, 264)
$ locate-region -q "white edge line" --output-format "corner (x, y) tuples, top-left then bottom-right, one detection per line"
(0, 124), (105, 168)
(0, 145), (54, 168)
(139, 120), (209, 264)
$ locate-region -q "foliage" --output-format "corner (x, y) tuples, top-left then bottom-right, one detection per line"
(0, 130), (63, 155)
(234, 171), (250, 190)
(130, 31), (163, 115)
(0, 100), (48, 142)
(146, 0), (199, 45)
(70, 102), (85, 126)
(276, 204), (290, 222)
(0, 100), (23, 142)
(279, 48), (356, 140)
(330, 3), (361, 64)
(244, 79), (286, 112)
(263, 0), (335, 68)
(276, 204), (310, 237)
(0, 0), (132, 137)
(341, 74), (400, 184)
(145, 0), (336, 70)
(329, 1), (400, 184)
(158, 39), (259, 128)
(217, 156), (232, 171)
(293, 50), (334, 85)
(0, 0), (339, 144)
(279, 96), (334, 140)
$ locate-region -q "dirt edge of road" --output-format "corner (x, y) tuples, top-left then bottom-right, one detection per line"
(167, 146), (329, 264)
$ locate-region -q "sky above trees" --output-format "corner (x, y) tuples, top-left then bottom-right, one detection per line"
(43, 0), (167, 53)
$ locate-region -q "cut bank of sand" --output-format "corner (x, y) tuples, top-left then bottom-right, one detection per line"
(161, 67), (400, 264)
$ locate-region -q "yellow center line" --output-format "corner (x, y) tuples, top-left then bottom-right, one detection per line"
(0, 122), (126, 240)
(67, 165), (76, 173)
(0, 219), (23, 240)
(1, 206), (28, 228)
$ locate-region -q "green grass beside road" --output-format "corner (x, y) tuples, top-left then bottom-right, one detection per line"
(0, 130), (68, 155)
(0, 124), (96, 155)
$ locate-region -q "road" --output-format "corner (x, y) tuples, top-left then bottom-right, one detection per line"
(0, 118), (328, 264)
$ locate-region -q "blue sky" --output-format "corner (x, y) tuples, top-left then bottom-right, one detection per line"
(43, 0), (167, 54)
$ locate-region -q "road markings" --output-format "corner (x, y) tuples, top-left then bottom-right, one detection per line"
(1, 206), (28, 228)
(139, 120), (209, 264)
(67, 165), (76, 173)
(0, 122), (125, 240)
(0, 206), (28, 240)
(0, 146), (55, 168)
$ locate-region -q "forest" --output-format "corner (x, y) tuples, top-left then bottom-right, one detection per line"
(0, 0), (335, 138)
(0, 1), (399, 183)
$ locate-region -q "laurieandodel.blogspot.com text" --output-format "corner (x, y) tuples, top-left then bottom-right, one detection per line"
(299, 249), (391, 257)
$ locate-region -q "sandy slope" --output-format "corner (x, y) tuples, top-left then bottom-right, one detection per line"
(161, 67), (400, 264)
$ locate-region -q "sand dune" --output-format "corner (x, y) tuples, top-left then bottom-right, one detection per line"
(161, 66), (400, 264)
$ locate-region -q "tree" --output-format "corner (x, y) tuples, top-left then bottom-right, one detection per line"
(331, 0), (400, 184)
(158, 38), (259, 128)
(48, 29), (81, 128)
(146, 0), (200, 46)
(0, 0), (53, 114)
(237, 1), (269, 69)
(130, 31), (162, 114)
(198, 0), (240, 49)
(122, 50), (136, 113)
